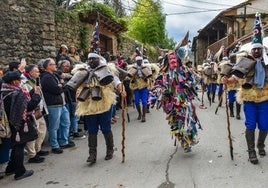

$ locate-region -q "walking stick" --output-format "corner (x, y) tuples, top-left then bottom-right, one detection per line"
(215, 94), (223, 114)
(125, 97), (130, 122)
(224, 84), (234, 160)
(199, 82), (207, 109)
(121, 96), (126, 163)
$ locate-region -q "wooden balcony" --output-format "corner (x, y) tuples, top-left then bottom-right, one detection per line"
(207, 34), (234, 53)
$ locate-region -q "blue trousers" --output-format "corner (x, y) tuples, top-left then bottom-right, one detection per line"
(134, 87), (148, 106)
(0, 138), (11, 164)
(244, 100), (268, 131)
(207, 83), (217, 93)
(85, 108), (112, 135)
(218, 84), (223, 96)
(228, 90), (237, 103)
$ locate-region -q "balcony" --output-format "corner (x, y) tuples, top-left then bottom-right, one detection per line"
(207, 34), (234, 53)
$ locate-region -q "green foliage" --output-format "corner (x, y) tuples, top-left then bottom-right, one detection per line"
(126, 0), (175, 49)
(80, 23), (89, 51)
(74, 1), (116, 21)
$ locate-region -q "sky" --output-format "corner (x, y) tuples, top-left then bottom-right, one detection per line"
(161, 0), (247, 44)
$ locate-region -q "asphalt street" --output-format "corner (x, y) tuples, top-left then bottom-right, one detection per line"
(1, 92), (268, 188)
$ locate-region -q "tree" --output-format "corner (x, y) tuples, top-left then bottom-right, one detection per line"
(127, 0), (174, 49)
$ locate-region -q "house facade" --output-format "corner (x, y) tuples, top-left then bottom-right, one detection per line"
(192, 0), (268, 65)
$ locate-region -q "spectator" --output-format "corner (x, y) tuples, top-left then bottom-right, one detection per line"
(2, 70), (41, 180)
(55, 44), (71, 65)
(21, 64), (49, 163)
(41, 58), (75, 154)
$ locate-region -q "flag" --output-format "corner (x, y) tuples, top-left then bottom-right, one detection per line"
(90, 21), (99, 54)
(174, 31), (189, 51)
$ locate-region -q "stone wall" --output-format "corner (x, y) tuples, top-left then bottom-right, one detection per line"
(0, 0), (156, 67)
(0, 0), (56, 65)
(54, 12), (82, 52)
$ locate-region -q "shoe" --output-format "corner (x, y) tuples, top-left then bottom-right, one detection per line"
(72, 132), (86, 139)
(28, 155), (45, 163)
(51, 148), (63, 154)
(5, 167), (15, 176)
(14, 170), (34, 180)
(60, 142), (75, 149)
(37, 150), (49, 156)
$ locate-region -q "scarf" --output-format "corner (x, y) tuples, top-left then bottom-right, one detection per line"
(1, 83), (30, 130)
(254, 59), (265, 89)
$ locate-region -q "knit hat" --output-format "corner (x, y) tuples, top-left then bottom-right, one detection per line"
(2, 71), (22, 83)
(251, 13), (263, 49)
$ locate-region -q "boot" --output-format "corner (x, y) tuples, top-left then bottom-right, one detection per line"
(87, 134), (97, 164)
(147, 104), (150, 113)
(207, 92), (211, 105)
(212, 92), (216, 103)
(229, 102), (234, 117)
(104, 132), (114, 160)
(218, 94), (222, 107)
(245, 129), (258, 164)
(141, 105), (146, 122)
(257, 131), (268, 156)
(136, 104), (142, 120)
(236, 102), (241, 120)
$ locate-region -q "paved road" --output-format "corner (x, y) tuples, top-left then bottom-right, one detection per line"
(1, 94), (268, 188)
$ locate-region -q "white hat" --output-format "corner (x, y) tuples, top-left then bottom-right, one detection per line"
(88, 53), (100, 59)
(135, 56), (143, 61)
(60, 44), (68, 50)
(143, 59), (149, 63)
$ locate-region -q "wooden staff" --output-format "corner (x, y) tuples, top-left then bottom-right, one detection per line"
(121, 96), (126, 163)
(215, 94), (223, 114)
(224, 84), (234, 160)
(125, 97), (130, 122)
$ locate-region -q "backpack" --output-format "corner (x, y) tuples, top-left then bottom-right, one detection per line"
(0, 92), (15, 138)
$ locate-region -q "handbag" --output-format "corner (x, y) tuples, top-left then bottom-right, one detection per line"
(15, 114), (38, 144)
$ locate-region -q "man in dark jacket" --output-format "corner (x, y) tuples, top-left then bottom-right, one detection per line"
(41, 58), (74, 154)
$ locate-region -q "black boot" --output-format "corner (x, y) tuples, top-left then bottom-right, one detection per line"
(245, 129), (258, 164)
(207, 92), (211, 105)
(141, 105), (146, 122)
(257, 131), (268, 156)
(136, 104), (142, 120)
(87, 134), (97, 164)
(147, 104), (150, 113)
(236, 102), (241, 120)
(104, 132), (114, 160)
(218, 95), (222, 107)
(229, 102), (234, 117)
(212, 92), (216, 103)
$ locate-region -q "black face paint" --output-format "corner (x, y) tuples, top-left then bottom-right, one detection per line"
(88, 57), (100, 69)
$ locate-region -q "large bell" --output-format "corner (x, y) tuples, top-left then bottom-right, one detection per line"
(141, 67), (152, 78)
(91, 86), (102, 101)
(93, 65), (114, 86)
(231, 57), (256, 78)
(66, 69), (89, 90)
(221, 63), (233, 76)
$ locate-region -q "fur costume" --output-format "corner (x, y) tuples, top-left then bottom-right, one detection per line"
(236, 83), (268, 104)
(127, 63), (155, 90)
(236, 68), (268, 104)
(71, 63), (117, 116)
